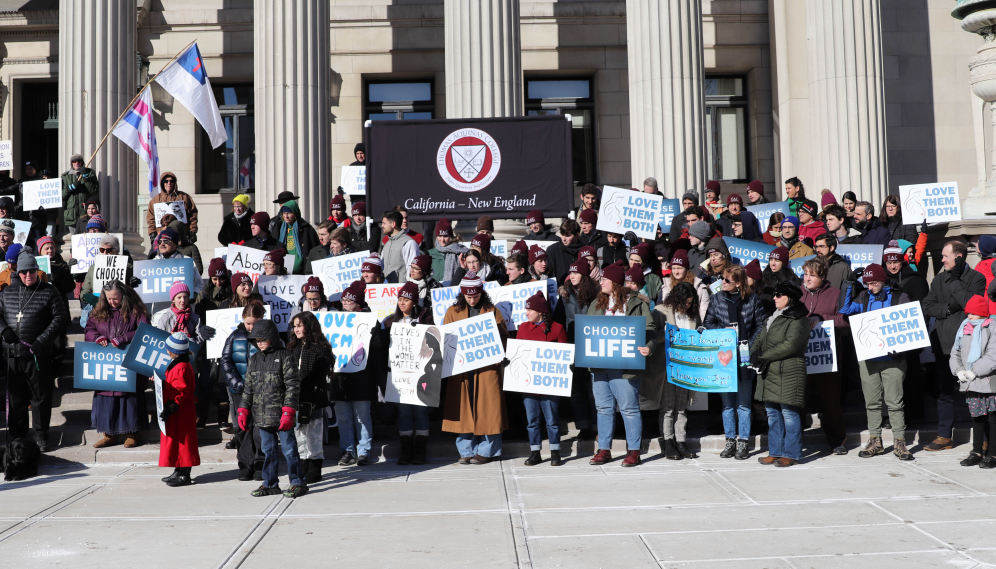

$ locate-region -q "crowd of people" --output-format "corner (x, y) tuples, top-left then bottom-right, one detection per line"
(4, 147), (996, 497)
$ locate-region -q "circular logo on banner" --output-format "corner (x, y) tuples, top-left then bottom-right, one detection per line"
(436, 128), (501, 192)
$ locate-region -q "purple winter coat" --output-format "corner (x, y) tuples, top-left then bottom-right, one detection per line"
(84, 308), (148, 396)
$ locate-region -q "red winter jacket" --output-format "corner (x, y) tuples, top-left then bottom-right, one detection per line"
(799, 220), (827, 246)
(515, 320), (568, 344)
(159, 355), (200, 468)
(977, 258), (996, 317)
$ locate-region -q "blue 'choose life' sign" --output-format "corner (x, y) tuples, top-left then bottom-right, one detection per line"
(573, 315), (646, 370)
(74, 342), (137, 392)
(134, 258), (197, 303)
(121, 322), (201, 377)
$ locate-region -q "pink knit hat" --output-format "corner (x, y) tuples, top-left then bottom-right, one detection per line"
(169, 282), (190, 300)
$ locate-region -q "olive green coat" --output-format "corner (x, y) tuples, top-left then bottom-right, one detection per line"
(751, 302), (810, 408)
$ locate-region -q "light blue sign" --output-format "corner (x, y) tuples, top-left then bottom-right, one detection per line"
(574, 315), (646, 370)
(74, 342), (137, 392)
(723, 237), (776, 270)
(836, 244), (882, 271)
(745, 201), (791, 226)
(658, 199), (681, 232)
(121, 322), (201, 377)
(790, 255), (817, 278)
(134, 258), (197, 303)
(664, 324), (737, 393)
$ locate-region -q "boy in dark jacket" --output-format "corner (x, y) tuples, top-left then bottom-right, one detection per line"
(222, 302), (264, 478)
(237, 319), (306, 498)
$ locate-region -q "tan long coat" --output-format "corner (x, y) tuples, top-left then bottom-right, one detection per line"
(441, 304), (509, 435)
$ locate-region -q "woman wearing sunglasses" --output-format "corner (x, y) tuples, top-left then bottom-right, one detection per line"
(703, 265), (767, 460)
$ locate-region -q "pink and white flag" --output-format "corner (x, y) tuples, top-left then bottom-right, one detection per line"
(112, 87), (161, 197)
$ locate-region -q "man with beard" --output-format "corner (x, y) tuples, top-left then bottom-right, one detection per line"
(852, 201), (891, 246)
(813, 233), (852, 292)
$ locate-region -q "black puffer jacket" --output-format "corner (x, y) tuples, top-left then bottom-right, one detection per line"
(290, 341), (333, 408)
(240, 320), (300, 428)
(0, 279), (69, 358)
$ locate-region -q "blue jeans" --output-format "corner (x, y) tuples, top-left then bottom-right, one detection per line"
(720, 368), (754, 440)
(591, 373), (643, 451)
(258, 427), (303, 487)
(334, 401), (373, 456)
(455, 434), (502, 457)
(765, 402), (802, 460)
(398, 404), (429, 436)
(523, 395), (561, 451)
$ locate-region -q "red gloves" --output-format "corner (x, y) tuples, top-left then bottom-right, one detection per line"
(110, 338), (122, 348)
(237, 408), (249, 432)
(278, 407), (296, 431)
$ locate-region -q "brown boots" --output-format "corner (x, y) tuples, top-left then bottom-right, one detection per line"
(93, 433), (117, 448)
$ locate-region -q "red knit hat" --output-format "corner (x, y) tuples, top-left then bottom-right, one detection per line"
(578, 246), (596, 261)
(579, 209), (598, 224)
(670, 249), (689, 269)
(745, 259), (762, 281)
(769, 247), (789, 263)
(726, 193), (743, 206)
(529, 245), (547, 265)
(301, 276), (324, 296)
(966, 295), (990, 318)
(470, 233), (492, 251)
(525, 291), (550, 314)
(525, 210), (544, 225)
(821, 190), (838, 208)
(862, 263), (887, 284)
(208, 257), (228, 278)
(460, 271), (484, 295)
(399, 281), (419, 301)
(231, 272), (252, 291)
(435, 218), (453, 237)
(625, 265), (645, 287)
(602, 261), (626, 285)
(706, 180), (721, 194)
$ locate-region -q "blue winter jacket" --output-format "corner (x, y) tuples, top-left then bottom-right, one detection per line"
(221, 324), (258, 393)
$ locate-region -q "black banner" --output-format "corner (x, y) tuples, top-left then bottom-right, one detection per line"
(365, 115), (574, 222)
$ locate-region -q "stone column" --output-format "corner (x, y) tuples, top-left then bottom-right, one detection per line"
(254, 0), (331, 225)
(625, 0), (707, 198)
(445, 0), (524, 237)
(957, 4), (996, 215)
(58, 0), (141, 254)
(805, 0), (888, 204)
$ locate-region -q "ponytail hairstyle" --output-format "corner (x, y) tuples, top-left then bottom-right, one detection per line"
(785, 176), (806, 200)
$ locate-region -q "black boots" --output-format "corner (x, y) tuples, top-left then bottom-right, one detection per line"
(412, 435), (428, 465)
(218, 401), (231, 428)
(549, 450), (563, 466)
(166, 467), (192, 487)
(720, 438), (736, 458)
(663, 438), (681, 460)
(675, 441), (698, 459)
(398, 435), (414, 465)
(304, 459), (323, 484)
(524, 451), (543, 466)
(162, 469), (179, 483)
(735, 440), (749, 460)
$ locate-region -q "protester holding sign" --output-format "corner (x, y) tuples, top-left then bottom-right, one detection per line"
(428, 218), (466, 286)
(61, 153), (99, 233)
(245, 212), (279, 252)
(703, 265), (767, 460)
(839, 264), (914, 460)
(442, 272), (509, 464)
(145, 172), (198, 240)
(149, 227), (205, 295)
(159, 332), (200, 487)
(85, 281), (149, 449)
(0, 249), (69, 451)
(585, 262), (655, 467)
(261, 249), (289, 277)
(553, 260), (600, 440)
(221, 302), (263, 478)
(881, 195), (920, 244)
(289, 276), (334, 319)
(514, 292), (568, 467)
(922, 240), (988, 451)
(331, 281), (382, 467)
(884, 241), (930, 420)
(407, 254), (440, 308)
(287, 312), (335, 484)
(799, 258), (847, 454)
(649, 282), (702, 460)
(660, 250), (710, 320)
(752, 282), (810, 467)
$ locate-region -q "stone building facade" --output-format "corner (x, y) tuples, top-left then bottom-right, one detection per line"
(0, 0), (989, 263)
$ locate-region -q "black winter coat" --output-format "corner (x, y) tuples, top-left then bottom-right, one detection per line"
(0, 279), (69, 358)
(578, 229), (608, 251)
(244, 235), (280, 252)
(546, 239), (582, 285)
(331, 315), (385, 402)
(241, 320), (299, 428)
(887, 264), (929, 303)
(884, 216), (919, 244)
(290, 342), (333, 408)
(523, 227), (558, 242)
(704, 290), (768, 346)
(218, 209), (254, 246)
(922, 260), (987, 355)
(349, 223), (372, 253)
(599, 241), (628, 269)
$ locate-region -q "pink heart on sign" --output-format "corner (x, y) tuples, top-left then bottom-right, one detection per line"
(421, 383), (427, 391)
(717, 350), (733, 366)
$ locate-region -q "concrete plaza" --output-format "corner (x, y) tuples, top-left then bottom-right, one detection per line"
(2, 445), (995, 568)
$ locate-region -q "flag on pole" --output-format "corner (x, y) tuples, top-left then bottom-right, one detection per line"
(112, 87), (161, 197)
(154, 42), (228, 149)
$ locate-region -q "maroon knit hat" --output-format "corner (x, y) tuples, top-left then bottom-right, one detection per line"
(208, 257), (228, 278)
(529, 245), (547, 265)
(670, 249), (689, 269)
(706, 180), (721, 194)
(602, 261), (626, 285)
(361, 260), (383, 275)
(525, 210), (544, 225)
(231, 272), (252, 291)
(821, 191), (838, 208)
(525, 291), (551, 314)
(632, 242), (652, 263)
(251, 211), (270, 228)
(625, 265), (646, 287)
(862, 263), (887, 284)
(263, 248), (286, 265)
(399, 281), (419, 301)
(769, 247), (789, 263)
(301, 276), (324, 296)
(510, 240), (528, 256)
(434, 218), (453, 237)
(341, 281), (366, 304)
(744, 259), (762, 281)
(726, 193), (743, 206)
(459, 271), (484, 295)
(579, 209), (598, 224)
(329, 195), (346, 211)
(578, 246), (596, 261)
(746, 180), (764, 195)
(568, 260), (585, 275)
(412, 255), (432, 272)
(470, 233), (492, 251)
(351, 201), (366, 216)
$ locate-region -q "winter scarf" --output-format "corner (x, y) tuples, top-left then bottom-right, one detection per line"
(766, 307), (786, 331)
(171, 305), (192, 334)
(408, 277), (430, 303)
(780, 235), (798, 249)
(438, 243), (468, 284)
(279, 200), (304, 272)
(959, 317), (992, 368)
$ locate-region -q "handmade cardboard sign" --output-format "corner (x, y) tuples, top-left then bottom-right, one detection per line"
(257, 275), (311, 332)
(364, 283), (407, 320)
(153, 201), (188, 226)
(385, 324), (445, 406)
(92, 255), (128, 291)
(204, 305), (272, 359)
(225, 244), (295, 283)
(70, 233), (124, 274)
(311, 252), (367, 301)
(316, 311), (378, 372)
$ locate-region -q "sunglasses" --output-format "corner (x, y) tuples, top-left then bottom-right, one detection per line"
(159, 238), (173, 244)
(99, 247), (115, 253)
(773, 292), (786, 299)
(723, 278), (735, 284)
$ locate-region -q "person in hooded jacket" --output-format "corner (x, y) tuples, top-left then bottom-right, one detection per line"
(159, 332), (200, 487)
(276, 199), (320, 274)
(287, 311), (334, 484)
(545, 219), (584, 285)
(839, 263), (914, 460)
(976, 236), (996, 317)
(62, 153), (99, 233)
(218, 194), (254, 245)
(73, 196), (101, 235)
(669, 191), (702, 243)
(760, 247), (801, 314)
(702, 238), (735, 290)
(686, 220), (713, 277)
(554, 260), (600, 440)
(145, 171), (198, 241)
(881, 195), (920, 244)
(599, 231), (628, 269)
(704, 264), (767, 460)
(717, 194), (763, 242)
(222, 302), (264, 478)
(951, 295), (996, 468)
(523, 209), (559, 242)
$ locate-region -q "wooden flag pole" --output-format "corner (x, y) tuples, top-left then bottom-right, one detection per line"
(82, 39), (198, 174)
